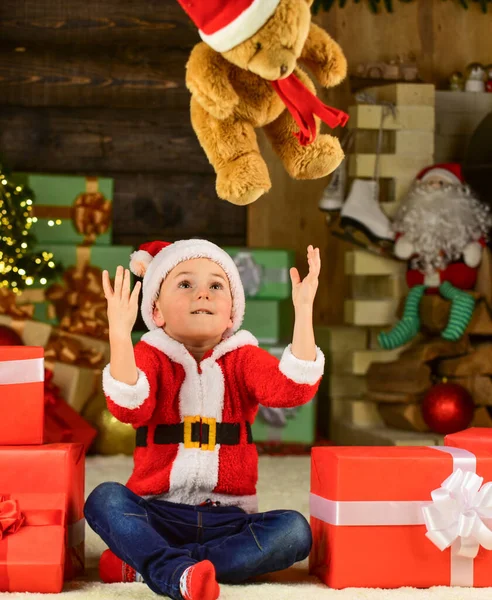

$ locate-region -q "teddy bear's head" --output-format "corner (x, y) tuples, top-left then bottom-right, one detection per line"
(221, 0), (314, 81)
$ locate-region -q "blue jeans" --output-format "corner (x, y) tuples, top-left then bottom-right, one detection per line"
(84, 482), (312, 600)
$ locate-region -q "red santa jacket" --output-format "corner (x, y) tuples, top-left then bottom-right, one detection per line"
(102, 329), (324, 513)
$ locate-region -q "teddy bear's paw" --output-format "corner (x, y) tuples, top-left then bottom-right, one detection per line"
(216, 153), (271, 206)
(284, 135), (344, 180)
(318, 51), (348, 88)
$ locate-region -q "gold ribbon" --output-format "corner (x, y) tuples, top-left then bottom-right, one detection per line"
(31, 177), (111, 246)
(45, 260), (109, 341)
(45, 334), (105, 369)
(0, 288), (34, 319)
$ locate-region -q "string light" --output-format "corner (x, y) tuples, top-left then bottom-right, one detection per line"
(0, 162), (63, 292)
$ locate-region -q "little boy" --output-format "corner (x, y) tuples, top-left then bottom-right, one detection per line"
(84, 239), (325, 600)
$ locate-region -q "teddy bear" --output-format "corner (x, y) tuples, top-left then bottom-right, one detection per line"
(176, 0), (348, 206)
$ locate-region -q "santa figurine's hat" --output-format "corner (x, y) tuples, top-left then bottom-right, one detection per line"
(176, 0), (280, 53)
(130, 239), (245, 336)
(416, 163), (464, 186)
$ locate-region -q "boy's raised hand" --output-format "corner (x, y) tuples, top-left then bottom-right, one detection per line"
(290, 245), (321, 310)
(102, 266), (141, 337)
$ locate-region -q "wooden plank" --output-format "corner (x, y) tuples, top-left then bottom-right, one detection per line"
(112, 173), (246, 248)
(348, 154), (434, 179)
(330, 397), (383, 428)
(0, 45), (189, 109)
(367, 360), (432, 394)
(345, 250), (403, 276)
(353, 130), (434, 156)
(0, 107), (210, 174)
(327, 374), (367, 399)
(367, 390), (424, 404)
(448, 376), (492, 407)
(0, 1), (199, 48)
(315, 325), (368, 353)
(351, 348), (404, 376)
(344, 299), (398, 326)
(437, 344), (492, 377)
(378, 403), (429, 432)
(362, 83), (435, 106)
(347, 105), (435, 132)
(400, 336), (471, 363)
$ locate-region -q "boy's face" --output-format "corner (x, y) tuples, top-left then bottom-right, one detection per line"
(152, 258), (233, 342)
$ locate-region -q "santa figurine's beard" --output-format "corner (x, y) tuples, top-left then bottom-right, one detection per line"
(392, 182), (491, 274)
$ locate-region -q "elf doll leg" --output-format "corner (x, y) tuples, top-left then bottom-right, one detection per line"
(186, 504), (312, 583)
(439, 281), (476, 341)
(378, 284), (427, 350)
(84, 482), (198, 600)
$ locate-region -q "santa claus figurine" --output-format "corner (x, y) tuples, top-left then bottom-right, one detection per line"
(379, 163), (492, 350)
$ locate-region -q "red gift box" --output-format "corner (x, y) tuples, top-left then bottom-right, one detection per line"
(445, 427), (492, 454)
(0, 492), (66, 592)
(310, 445), (492, 589)
(0, 443), (86, 584)
(0, 346), (44, 444)
(44, 385), (97, 454)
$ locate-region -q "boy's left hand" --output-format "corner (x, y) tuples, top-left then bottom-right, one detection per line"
(290, 245), (320, 310)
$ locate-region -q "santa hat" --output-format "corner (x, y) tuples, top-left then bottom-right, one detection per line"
(176, 0), (281, 53)
(130, 239), (245, 336)
(417, 163), (464, 186)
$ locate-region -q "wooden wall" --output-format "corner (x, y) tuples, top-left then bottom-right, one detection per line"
(0, 0), (247, 247)
(248, 0), (492, 325)
(1, 1), (491, 325)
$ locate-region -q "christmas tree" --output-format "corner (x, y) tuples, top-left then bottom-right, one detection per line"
(0, 160), (62, 293)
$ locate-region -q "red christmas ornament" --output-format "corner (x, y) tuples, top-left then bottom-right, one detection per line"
(421, 382), (475, 435)
(0, 325), (23, 346)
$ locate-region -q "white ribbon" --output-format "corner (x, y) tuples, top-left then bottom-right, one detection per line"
(423, 469), (492, 558)
(310, 446), (490, 587)
(0, 357), (44, 385)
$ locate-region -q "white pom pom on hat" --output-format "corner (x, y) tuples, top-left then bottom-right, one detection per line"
(129, 239), (245, 336)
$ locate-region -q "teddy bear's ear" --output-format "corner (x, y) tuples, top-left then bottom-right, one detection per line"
(304, 0), (315, 6)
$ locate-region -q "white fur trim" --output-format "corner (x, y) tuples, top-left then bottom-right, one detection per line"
(140, 239), (245, 337)
(199, 0), (281, 52)
(129, 249), (152, 277)
(102, 364), (150, 409)
(463, 241), (483, 268)
(420, 168), (461, 186)
(279, 344), (325, 385)
(394, 236), (415, 260)
(143, 490), (258, 514)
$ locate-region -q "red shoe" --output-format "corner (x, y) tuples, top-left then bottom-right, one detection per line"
(99, 549), (137, 583)
(180, 560), (220, 600)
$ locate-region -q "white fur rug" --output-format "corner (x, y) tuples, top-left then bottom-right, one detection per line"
(4, 454), (492, 599)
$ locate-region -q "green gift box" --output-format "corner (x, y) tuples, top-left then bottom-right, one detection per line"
(224, 247), (294, 299)
(38, 243), (133, 279)
(13, 173), (114, 246)
(242, 298), (293, 345)
(131, 330), (147, 345)
(251, 345), (317, 443)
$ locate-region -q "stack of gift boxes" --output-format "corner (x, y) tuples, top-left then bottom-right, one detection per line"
(0, 346), (86, 593)
(7, 173), (136, 450)
(224, 247), (317, 446)
(309, 427), (492, 588)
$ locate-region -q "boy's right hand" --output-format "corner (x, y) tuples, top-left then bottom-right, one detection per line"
(102, 266), (141, 338)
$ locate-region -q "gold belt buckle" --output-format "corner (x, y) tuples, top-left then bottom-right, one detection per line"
(201, 417), (216, 452)
(183, 416), (200, 449)
(183, 416), (217, 451)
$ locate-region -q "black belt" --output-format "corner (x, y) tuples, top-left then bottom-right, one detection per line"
(136, 420), (253, 449)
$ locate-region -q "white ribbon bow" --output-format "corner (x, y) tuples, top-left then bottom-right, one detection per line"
(423, 468), (492, 558)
